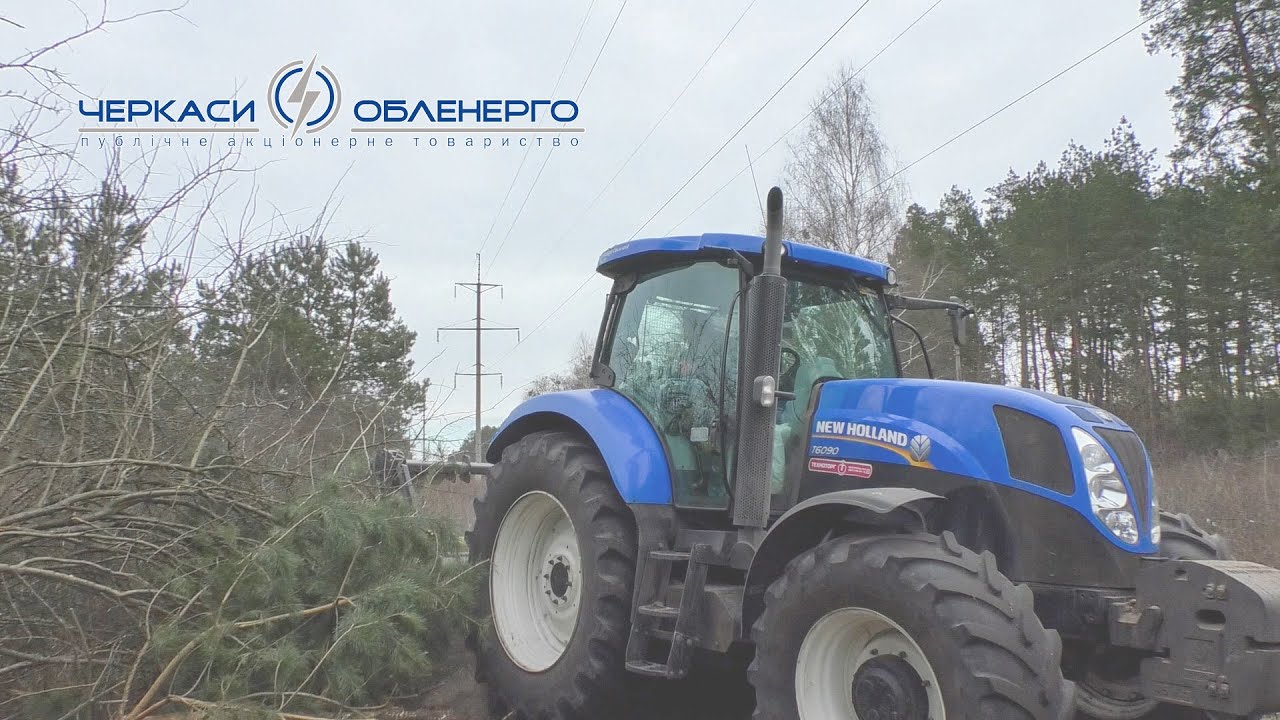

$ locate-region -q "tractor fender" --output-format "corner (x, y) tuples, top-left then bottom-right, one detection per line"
(487, 388), (672, 504)
(741, 488), (943, 635)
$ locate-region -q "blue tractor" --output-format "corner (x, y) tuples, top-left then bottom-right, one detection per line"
(466, 189), (1280, 720)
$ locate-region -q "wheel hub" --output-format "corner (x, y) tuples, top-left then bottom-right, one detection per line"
(544, 554), (573, 605)
(852, 656), (930, 720)
(795, 607), (944, 720)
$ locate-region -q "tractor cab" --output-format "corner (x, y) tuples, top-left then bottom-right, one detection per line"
(591, 234), (898, 509)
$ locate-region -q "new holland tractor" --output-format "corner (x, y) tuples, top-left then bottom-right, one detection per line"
(465, 188), (1280, 720)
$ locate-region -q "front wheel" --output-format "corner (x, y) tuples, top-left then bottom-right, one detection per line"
(750, 532), (1074, 720)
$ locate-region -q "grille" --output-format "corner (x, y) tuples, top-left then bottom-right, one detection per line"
(993, 406), (1074, 494)
(1094, 428), (1150, 529)
(1067, 405), (1103, 423)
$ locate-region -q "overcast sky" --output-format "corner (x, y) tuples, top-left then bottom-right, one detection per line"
(4, 0), (1182, 447)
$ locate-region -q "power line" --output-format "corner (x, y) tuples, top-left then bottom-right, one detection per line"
(486, 150), (556, 274)
(667, 5), (1156, 233)
(553, 0), (601, 95)
(576, 0), (630, 98)
(476, 0), (598, 257)
(855, 11), (1161, 202)
(485, 0), (630, 273)
(475, 151), (532, 257)
(627, 0), (874, 241)
(503, 6), (1157, 386)
(665, 0), (944, 232)
(546, 0), (761, 249)
(430, 351), (581, 443)
(492, 0), (878, 370)
(495, 273), (597, 363)
(488, 0), (762, 367)
(491, 1), (921, 376)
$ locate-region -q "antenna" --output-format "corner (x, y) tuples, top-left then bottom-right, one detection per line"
(746, 144), (764, 224)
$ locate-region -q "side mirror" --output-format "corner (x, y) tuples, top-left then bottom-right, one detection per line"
(948, 296), (968, 346)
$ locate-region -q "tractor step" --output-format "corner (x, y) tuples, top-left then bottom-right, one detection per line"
(638, 602), (680, 619)
(625, 660), (682, 678)
(648, 549), (691, 562)
(625, 543), (711, 680)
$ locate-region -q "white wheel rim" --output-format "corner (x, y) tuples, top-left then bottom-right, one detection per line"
(491, 491), (581, 672)
(796, 607), (944, 720)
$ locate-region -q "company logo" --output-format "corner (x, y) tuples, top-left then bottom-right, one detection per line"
(811, 419), (935, 467)
(813, 420), (909, 448)
(268, 58), (341, 136)
(808, 458), (874, 479)
(76, 58), (585, 149)
(908, 434), (932, 463)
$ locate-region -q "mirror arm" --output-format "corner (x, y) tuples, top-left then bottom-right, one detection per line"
(887, 294), (971, 315)
(890, 313), (934, 379)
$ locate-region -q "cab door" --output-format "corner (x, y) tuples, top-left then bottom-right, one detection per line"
(600, 261), (740, 508)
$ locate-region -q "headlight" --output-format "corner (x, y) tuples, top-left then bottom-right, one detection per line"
(1072, 428), (1139, 545)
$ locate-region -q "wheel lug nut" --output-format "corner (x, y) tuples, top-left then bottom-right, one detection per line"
(869, 649), (878, 656)
(898, 651), (907, 659)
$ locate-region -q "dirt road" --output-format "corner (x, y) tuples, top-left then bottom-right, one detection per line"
(405, 655), (756, 720)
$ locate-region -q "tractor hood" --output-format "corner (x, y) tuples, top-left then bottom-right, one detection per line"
(805, 378), (1157, 554)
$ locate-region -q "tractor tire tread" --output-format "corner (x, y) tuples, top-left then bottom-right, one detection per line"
(1157, 510), (1231, 561)
(467, 430), (636, 720)
(749, 531), (1074, 720)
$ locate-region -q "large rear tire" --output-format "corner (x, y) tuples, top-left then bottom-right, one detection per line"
(749, 531), (1074, 720)
(1157, 511), (1230, 561)
(467, 431), (636, 719)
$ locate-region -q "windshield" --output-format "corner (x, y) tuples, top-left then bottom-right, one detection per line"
(781, 277), (897, 381)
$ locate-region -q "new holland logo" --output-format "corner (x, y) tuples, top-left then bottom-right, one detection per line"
(908, 434), (932, 463)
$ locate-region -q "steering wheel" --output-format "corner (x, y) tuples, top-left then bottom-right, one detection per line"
(779, 347), (801, 394)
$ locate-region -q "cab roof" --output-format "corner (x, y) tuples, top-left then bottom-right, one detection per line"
(596, 233), (890, 283)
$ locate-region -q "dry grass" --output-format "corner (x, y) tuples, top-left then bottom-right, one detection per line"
(1155, 444), (1280, 565)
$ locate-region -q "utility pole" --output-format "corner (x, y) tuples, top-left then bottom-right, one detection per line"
(439, 254), (519, 464)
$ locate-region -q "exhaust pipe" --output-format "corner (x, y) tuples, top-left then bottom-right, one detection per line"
(732, 187), (788, 531)
(762, 187), (784, 275)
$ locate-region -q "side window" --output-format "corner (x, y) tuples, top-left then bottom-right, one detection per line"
(606, 262), (740, 507)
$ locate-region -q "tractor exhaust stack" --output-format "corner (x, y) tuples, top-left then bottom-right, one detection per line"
(762, 187), (784, 275)
(732, 187), (788, 531)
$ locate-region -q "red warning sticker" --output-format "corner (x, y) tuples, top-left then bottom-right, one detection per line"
(807, 458), (873, 479)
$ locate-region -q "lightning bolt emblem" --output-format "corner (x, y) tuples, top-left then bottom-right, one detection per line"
(286, 56), (322, 137)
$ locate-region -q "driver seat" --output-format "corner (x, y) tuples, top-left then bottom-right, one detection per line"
(772, 355), (841, 491)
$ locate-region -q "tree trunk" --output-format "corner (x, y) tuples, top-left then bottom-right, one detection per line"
(1228, 1), (1280, 171)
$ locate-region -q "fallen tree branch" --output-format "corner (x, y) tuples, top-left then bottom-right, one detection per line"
(0, 563), (157, 606)
(123, 597), (354, 720)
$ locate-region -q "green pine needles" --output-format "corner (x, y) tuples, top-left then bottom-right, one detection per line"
(119, 488), (479, 719)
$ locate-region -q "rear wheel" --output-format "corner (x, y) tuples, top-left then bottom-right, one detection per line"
(750, 531), (1074, 720)
(1075, 511), (1233, 720)
(467, 431), (636, 719)
(1157, 511), (1230, 561)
